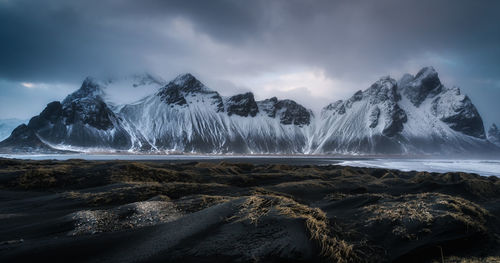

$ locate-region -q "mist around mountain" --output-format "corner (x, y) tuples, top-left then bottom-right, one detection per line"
(1, 67), (499, 156)
(489, 124), (500, 147)
(0, 119), (27, 141)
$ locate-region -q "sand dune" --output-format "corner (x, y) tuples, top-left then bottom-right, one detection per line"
(0, 159), (499, 262)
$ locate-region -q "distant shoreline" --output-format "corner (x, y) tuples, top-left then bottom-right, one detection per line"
(1, 155), (500, 177)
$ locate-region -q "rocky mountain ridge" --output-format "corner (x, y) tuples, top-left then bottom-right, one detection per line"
(1, 67), (498, 155)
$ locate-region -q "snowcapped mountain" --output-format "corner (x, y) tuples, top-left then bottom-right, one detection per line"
(1, 67), (498, 155)
(21, 77), (132, 150)
(118, 74), (313, 153)
(0, 75), (163, 152)
(314, 67), (494, 154)
(489, 124), (500, 147)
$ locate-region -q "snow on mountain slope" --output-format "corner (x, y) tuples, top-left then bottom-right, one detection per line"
(119, 74), (313, 153)
(1, 67), (497, 155)
(1, 78), (139, 151)
(314, 67), (495, 154)
(313, 77), (408, 154)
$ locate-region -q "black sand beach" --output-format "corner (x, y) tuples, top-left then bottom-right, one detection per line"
(0, 158), (499, 262)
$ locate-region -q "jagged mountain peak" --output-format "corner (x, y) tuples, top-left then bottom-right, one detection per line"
(315, 66), (493, 154)
(399, 66), (443, 107)
(415, 66), (438, 80)
(429, 85), (485, 139)
(373, 76), (396, 86)
(322, 76), (399, 116)
(62, 77), (105, 105)
(365, 76), (400, 104)
(156, 73), (224, 112)
(2, 66), (497, 155)
(173, 73), (196, 84)
(169, 73), (211, 93)
(259, 97), (312, 126)
(158, 73), (215, 100)
(226, 92), (258, 117)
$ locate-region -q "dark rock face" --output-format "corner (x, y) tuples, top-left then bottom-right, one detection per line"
(2, 78), (132, 150)
(400, 67), (443, 107)
(366, 77), (407, 136)
(1, 125), (40, 146)
(0, 124), (57, 152)
(259, 97), (279, 117)
(226, 92), (259, 117)
(259, 97), (311, 126)
(430, 88), (486, 139)
(63, 100), (114, 130)
(31, 79), (116, 132)
(211, 94), (225, 113)
(157, 86), (187, 106)
(366, 76), (401, 104)
(157, 73), (224, 112)
(382, 104), (407, 137)
(170, 73), (205, 93)
(275, 100), (311, 126)
(56, 78), (116, 130)
(438, 100), (485, 139)
(28, 101), (63, 129)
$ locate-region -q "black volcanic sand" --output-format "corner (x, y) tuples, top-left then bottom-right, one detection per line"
(0, 159), (499, 262)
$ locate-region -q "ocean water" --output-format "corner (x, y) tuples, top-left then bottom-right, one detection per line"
(1, 154), (499, 177)
(337, 159), (500, 177)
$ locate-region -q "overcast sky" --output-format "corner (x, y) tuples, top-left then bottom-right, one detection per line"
(1, 0), (499, 128)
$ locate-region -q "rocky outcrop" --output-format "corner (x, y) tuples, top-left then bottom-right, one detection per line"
(258, 97), (312, 126)
(0, 124), (58, 152)
(399, 66), (443, 107)
(430, 87), (485, 138)
(226, 92), (259, 117)
(2, 78), (133, 150)
(1, 68), (496, 155)
(315, 68), (493, 154)
(157, 74), (224, 112)
(365, 77), (407, 137)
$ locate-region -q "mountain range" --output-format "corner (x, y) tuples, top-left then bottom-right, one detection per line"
(1, 67), (499, 155)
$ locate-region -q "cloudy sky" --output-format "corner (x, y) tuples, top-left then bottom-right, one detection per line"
(1, 0), (499, 128)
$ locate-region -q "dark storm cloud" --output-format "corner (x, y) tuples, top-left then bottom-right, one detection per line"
(0, 0), (499, 125)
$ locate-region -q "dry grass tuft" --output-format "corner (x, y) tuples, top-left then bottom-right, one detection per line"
(363, 193), (490, 239)
(435, 256), (500, 263)
(231, 194), (361, 262)
(17, 166), (71, 188)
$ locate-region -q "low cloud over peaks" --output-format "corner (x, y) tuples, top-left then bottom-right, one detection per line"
(0, 0), (499, 125)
